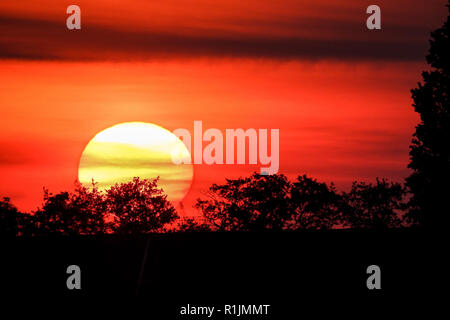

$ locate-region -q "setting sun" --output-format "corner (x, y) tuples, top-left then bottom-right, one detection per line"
(78, 122), (193, 203)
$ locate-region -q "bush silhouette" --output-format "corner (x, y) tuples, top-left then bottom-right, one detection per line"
(177, 217), (212, 232)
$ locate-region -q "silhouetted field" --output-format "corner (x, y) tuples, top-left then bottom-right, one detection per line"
(1, 228), (442, 316)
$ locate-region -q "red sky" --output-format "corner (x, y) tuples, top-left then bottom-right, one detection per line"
(0, 1), (447, 214)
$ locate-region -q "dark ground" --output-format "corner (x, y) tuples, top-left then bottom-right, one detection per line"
(0, 229), (443, 317)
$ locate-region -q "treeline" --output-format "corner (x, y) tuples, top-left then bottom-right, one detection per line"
(0, 173), (411, 236)
(194, 173), (407, 231)
(0, 178), (177, 236)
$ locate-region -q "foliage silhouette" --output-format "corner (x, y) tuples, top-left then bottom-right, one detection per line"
(0, 197), (20, 236)
(341, 179), (406, 229)
(195, 173), (295, 231)
(177, 217), (212, 232)
(32, 183), (107, 235)
(290, 175), (342, 230)
(106, 177), (177, 234)
(405, 3), (450, 228)
(7, 177), (178, 236)
(194, 173), (405, 231)
(1, 173), (408, 235)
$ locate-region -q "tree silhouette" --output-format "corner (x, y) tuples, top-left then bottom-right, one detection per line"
(195, 173), (295, 231)
(106, 177), (178, 234)
(33, 182), (107, 235)
(405, 3), (450, 228)
(341, 179), (405, 229)
(290, 175), (341, 230)
(0, 197), (19, 236)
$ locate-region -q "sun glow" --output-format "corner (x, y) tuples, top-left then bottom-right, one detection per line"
(78, 122), (193, 203)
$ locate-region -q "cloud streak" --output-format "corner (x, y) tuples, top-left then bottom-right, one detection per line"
(0, 12), (435, 61)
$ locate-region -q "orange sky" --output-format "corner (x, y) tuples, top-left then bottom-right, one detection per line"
(0, 1), (447, 214)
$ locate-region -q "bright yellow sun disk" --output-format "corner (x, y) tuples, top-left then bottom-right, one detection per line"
(78, 122), (193, 203)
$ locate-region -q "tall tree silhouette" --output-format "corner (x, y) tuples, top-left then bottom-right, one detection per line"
(405, 3), (450, 228)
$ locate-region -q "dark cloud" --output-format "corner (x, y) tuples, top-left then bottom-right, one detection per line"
(0, 13), (434, 61)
